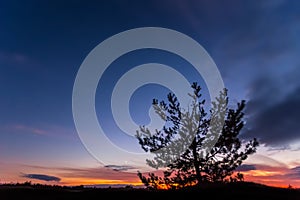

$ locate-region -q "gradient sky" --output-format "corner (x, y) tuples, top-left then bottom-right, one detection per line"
(1, 0), (300, 188)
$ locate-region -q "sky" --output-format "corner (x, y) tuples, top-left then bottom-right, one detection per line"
(1, 0), (300, 188)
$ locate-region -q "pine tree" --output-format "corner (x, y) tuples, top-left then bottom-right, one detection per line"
(136, 82), (258, 189)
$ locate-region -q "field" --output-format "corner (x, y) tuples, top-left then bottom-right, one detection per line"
(1, 182), (300, 200)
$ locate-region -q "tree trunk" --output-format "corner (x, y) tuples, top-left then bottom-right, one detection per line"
(192, 138), (201, 185)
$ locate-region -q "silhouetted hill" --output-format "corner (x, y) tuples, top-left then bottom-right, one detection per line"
(1, 182), (299, 200)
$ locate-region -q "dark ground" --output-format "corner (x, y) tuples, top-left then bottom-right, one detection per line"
(1, 182), (300, 200)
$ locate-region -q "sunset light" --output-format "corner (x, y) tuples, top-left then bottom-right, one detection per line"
(1, 1), (300, 199)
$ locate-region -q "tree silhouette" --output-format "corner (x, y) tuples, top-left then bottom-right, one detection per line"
(136, 82), (259, 189)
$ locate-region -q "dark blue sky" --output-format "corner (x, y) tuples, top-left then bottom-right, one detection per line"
(1, 0), (300, 186)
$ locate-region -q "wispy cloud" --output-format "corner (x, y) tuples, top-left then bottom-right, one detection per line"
(236, 164), (256, 172)
(8, 124), (48, 135)
(0, 51), (29, 65)
(2, 124), (77, 140)
(21, 164), (146, 185)
(21, 173), (61, 182)
(104, 165), (136, 172)
(16, 162), (300, 187)
(58, 166), (139, 180)
(242, 163), (300, 187)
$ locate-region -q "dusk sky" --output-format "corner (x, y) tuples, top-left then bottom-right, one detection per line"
(1, 0), (300, 187)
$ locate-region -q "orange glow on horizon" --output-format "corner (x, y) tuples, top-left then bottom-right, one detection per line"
(59, 178), (143, 187)
(243, 170), (300, 189)
(2, 175), (299, 189)
(2, 165), (300, 189)
(243, 170), (282, 177)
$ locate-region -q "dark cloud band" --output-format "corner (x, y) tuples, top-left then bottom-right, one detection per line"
(21, 173), (61, 182)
